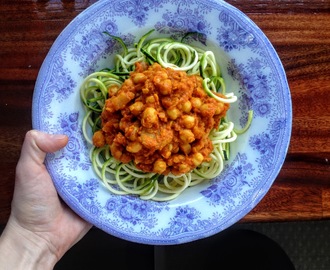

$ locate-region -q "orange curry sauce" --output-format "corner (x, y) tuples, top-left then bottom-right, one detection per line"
(92, 62), (229, 175)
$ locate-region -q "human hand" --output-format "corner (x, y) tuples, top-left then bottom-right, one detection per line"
(0, 130), (92, 270)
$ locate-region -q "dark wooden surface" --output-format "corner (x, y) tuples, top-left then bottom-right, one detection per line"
(0, 0), (329, 226)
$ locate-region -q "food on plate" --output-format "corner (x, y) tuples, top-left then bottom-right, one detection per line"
(81, 30), (251, 201)
(93, 61), (230, 176)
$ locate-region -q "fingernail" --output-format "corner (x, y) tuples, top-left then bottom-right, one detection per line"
(49, 134), (68, 140)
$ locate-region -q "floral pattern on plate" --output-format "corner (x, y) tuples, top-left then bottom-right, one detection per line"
(33, 0), (291, 245)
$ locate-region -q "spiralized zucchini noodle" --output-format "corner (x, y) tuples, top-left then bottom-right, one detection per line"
(80, 30), (252, 201)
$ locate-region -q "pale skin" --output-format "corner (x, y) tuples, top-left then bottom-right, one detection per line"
(0, 130), (92, 270)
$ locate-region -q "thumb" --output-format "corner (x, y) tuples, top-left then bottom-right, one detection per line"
(19, 130), (68, 166)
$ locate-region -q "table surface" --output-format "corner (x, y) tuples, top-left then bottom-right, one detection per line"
(0, 0), (329, 226)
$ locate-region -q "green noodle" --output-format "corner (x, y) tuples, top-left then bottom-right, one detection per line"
(80, 30), (249, 201)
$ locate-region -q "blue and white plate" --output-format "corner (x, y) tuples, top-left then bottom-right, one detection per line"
(32, 0), (292, 245)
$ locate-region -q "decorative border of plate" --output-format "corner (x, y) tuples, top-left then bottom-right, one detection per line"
(32, 0), (292, 245)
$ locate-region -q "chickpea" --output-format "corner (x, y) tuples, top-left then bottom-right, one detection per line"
(178, 163), (190, 174)
(200, 104), (209, 114)
(182, 101), (192, 113)
(201, 103), (217, 117)
(153, 71), (168, 83)
(160, 143), (173, 159)
(131, 72), (147, 84)
(192, 126), (204, 139)
(108, 85), (119, 96)
(172, 154), (185, 163)
(129, 101), (144, 115)
(142, 87), (149, 94)
(158, 79), (172, 95)
(179, 143), (191, 155)
(191, 97), (202, 109)
(179, 129), (195, 143)
(110, 142), (123, 160)
(141, 107), (158, 128)
(115, 91), (135, 110)
(125, 124), (139, 141)
(146, 95), (155, 104)
(192, 152), (204, 166)
(162, 96), (178, 108)
(119, 118), (129, 131)
(153, 159), (167, 174)
(140, 131), (157, 149)
(158, 71), (169, 79)
(153, 76), (161, 84)
(214, 102), (225, 115)
(123, 78), (134, 87)
(113, 132), (126, 144)
(126, 141), (142, 153)
(181, 115), (195, 128)
(92, 130), (105, 148)
(166, 108), (180, 120)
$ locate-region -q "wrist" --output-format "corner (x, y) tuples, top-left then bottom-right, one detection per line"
(0, 218), (58, 270)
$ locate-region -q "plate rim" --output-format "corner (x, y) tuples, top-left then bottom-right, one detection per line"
(32, 0), (292, 245)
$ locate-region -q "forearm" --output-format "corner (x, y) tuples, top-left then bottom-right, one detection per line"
(0, 220), (57, 270)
